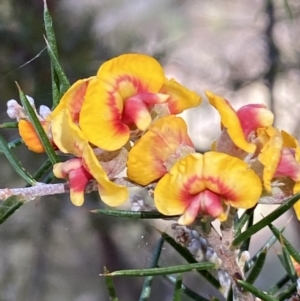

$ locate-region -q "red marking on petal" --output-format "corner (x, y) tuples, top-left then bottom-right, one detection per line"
(70, 81), (90, 123)
(198, 190), (224, 218)
(68, 165), (93, 193)
(106, 88), (130, 136)
(122, 97), (151, 130)
(204, 175), (238, 202)
(134, 92), (169, 105)
(275, 148), (300, 181)
(178, 189), (224, 225)
(237, 104), (273, 136)
(113, 74), (148, 95)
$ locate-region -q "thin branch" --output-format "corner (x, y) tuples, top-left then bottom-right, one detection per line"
(0, 182), (71, 202)
(0, 178), (141, 202)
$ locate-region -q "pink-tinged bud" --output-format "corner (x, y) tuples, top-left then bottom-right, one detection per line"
(53, 158), (92, 206)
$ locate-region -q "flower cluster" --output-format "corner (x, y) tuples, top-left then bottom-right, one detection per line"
(8, 53), (300, 225)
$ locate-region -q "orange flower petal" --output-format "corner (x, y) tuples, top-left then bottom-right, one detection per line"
(18, 119), (49, 153)
(206, 91), (256, 154)
(159, 78), (202, 114)
(51, 77), (95, 123)
(127, 115), (195, 185)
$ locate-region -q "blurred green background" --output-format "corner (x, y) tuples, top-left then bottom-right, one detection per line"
(0, 0), (300, 300)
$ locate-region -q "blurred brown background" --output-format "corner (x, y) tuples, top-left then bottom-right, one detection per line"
(0, 0), (300, 300)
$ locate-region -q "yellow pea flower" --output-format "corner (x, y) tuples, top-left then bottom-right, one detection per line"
(79, 54), (201, 151)
(52, 109), (128, 207)
(206, 91), (274, 155)
(127, 115), (195, 185)
(154, 152), (262, 225)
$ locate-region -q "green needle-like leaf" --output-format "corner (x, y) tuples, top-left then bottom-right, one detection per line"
(239, 206), (255, 252)
(166, 275), (211, 301)
(0, 196), (25, 224)
(100, 262), (215, 277)
(267, 274), (289, 295)
(277, 282), (297, 301)
(226, 288), (233, 301)
(161, 232), (220, 289)
(43, 0), (60, 107)
(172, 274), (182, 301)
(246, 247), (267, 284)
(234, 206), (256, 235)
(91, 208), (178, 219)
(0, 138), (24, 155)
(281, 245), (297, 282)
(8, 138), (23, 150)
(283, 0), (293, 20)
(44, 36), (70, 96)
(268, 223), (300, 264)
(0, 122), (18, 129)
(103, 267), (119, 301)
(17, 84), (59, 165)
(32, 158), (52, 181)
(245, 231), (282, 273)
(139, 237), (164, 301)
(236, 280), (277, 301)
(0, 134), (36, 185)
(43, 0), (58, 57)
(232, 192), (300, 247)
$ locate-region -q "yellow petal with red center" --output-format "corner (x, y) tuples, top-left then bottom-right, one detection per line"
(177, 190), (226, 225)
(79, 75), (132, 151)
(127, 115), (195, 185)
(258, 127), (283, 192)
(154, 153), (205, 217)
(51, 109), (86, 157)
(237, 104), (274, 137)
(202, 151), (262, 209)
(50, 77), (95, 123)
(206, 91), (256, 154)
(98, 53), (165, 93)
(159, 78), (202, 114)
(81, 142), (128, 206)
(154, 153), (229, 225)
(18, 119), (49, 153)
(53, 159), (92, 206)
